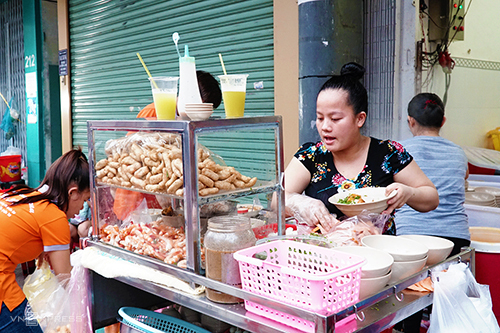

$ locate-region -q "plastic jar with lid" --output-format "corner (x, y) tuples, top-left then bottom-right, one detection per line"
(204, 215), (256, 303)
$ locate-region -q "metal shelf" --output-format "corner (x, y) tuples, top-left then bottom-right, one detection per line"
(85, 239), (474, 333)
(96, 181), (280, 205)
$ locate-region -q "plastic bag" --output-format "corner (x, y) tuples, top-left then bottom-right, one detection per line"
(68, 250), (92, 333)
(0, 96), (18, 140)
(322, 209), (389, 246)
(428, 263), (500, 333)
(1, 145), (21, 156)
(22, 252), (93, 333)
(23, 262), (71, 332)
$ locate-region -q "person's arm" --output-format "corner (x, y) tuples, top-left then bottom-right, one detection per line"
(385, 160), (439, 213)
(46, 249), (72, 282)
(77, 220), (91, 238)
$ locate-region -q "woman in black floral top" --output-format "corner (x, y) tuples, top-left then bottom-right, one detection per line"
(284, 63), (438, 235)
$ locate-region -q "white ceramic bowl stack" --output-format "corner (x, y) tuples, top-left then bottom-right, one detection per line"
(465, 191), (497, 207)
(399, 235), (454, 266)
(184, 103), (214, 121)
(473, 186), (500, 207)
(335, 246), (394, 299)
(361, 235), (429, 285)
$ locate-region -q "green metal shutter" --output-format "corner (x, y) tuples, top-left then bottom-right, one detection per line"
(68, 0), (275, 181)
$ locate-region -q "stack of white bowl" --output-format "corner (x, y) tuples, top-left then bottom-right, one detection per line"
(473, 186), (500, 207)
(465, 191), (497, 207)
(335, 246), (394, 300)
(361, 235), (429, 285)
(399, 235), (454, 266)
(184, 103), (214, 121)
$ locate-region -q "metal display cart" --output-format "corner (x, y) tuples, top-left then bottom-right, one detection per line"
(85, 238), (474, 332)
(84, 117), (475, 332)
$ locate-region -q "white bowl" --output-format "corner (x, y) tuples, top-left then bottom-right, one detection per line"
(185, 102), (213, 108)
(184, 109), (214, 121)
(237, 204), (264, 217)
(361, 235), (429, 262)
(161, 215), (184, 228)
(388, 256), (427, 285)
(399, 235), (454, 266)
(334, 246), (394, 278)
(148, 209), (163, 220)
(473, 186), (500, 198)
(359, 270), (392, 299)
(328, 187), (397, 217)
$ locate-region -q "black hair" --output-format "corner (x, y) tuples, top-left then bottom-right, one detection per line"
(318, 62), (368, 115)
(197, 70), (222, 109)
(407, 93), (445, 128)
(2, 148), (89, 212)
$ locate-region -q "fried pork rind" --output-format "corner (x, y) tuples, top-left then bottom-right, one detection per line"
(95, 132), (258, 196)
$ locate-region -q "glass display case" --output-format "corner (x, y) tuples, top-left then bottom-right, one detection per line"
(87, 116), (285, 274)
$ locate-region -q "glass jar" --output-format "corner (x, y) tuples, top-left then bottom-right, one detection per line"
(204, 215), (256, 303)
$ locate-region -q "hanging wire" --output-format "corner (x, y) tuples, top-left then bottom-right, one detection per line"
(443, 73), (452, 107)
(418, 0), (473, 93)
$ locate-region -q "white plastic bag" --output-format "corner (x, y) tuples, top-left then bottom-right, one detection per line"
(23, 262), (71, 331)
(68, 250), (93, 333)
(23, 253), (93, 333)
(428, 263), (500, 333)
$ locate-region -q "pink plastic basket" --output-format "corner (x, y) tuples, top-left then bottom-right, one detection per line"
(233, 240), (365, 333)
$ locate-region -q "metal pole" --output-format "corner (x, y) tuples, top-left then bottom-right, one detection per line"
(298, 0), (364, 144)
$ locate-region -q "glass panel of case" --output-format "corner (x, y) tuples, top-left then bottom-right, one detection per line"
(87, 118), (283, 274)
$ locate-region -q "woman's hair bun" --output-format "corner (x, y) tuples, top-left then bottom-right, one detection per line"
(340, 62), (365, 81)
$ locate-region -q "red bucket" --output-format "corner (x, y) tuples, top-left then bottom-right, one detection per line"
(0, 155), (21, 182)
(470, 227), (500, 324)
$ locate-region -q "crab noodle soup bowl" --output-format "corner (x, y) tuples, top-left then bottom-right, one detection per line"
(334, 246), (394, 279)
(361, 235), (429, 262)
(399, 235), (454, 266)
(328, 187), (397, 217)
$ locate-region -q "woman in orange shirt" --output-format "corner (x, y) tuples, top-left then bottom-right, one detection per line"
(0, 148), (90, 333)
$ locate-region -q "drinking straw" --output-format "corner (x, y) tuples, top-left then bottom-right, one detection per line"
(136, 53), (159, 89)
(0, 92), (10, 110)
(218, 53), (227, 76)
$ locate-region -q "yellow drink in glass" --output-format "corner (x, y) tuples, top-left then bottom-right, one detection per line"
(153, 91), (177, 120)
(218, 74), (248, 119)
(222, 91), (246, 118)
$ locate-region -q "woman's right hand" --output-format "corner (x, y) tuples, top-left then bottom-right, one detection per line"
(286, 193), (338, 232)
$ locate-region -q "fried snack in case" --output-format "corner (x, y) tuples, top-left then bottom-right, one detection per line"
(95, 132), (257, 196)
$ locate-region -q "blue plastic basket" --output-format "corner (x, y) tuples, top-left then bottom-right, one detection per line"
(118, 307), (211, 333)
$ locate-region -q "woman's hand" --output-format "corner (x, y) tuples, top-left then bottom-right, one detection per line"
(384, 180), (439, 214)
(286, 193), (338, 232)
(383, 183), (413, 214)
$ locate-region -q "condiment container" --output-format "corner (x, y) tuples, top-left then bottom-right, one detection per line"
(177, 45), (202, 120)
(204, 215), (256, 303)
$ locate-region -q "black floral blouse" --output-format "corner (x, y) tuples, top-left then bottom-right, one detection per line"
(294, 137), (413, 234)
